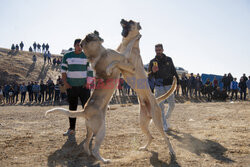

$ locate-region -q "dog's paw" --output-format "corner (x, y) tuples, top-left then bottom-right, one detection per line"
(136, 34), (142, 40)
(106, 68), (112, 76)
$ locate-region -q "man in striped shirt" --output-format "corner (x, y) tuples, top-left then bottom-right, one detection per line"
(61, 39), (93, 137)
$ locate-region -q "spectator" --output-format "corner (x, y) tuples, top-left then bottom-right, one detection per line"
(222, 74), (227, 90)
(0, 86), (4, 104)
(247, 76), (250, 99)
(32, 82), (40, 103)
(32, 55), (37, 63)
(54, 81), (60, 102)
(9, 85), (15, 104)
(40, 80), (46, 103)
(148, 43), (180, 131)
(59, 83), (67, 102)
(45, 43), (49, 51)
(29, 46), (33, 52)
(33, 42), (37, 52)
(118, 78), (124, 97)
(45, 83), (49, 101)
(123, 80), (131, 96)
(43, 51), (47, 64)
(239, 77), (247, 100)
(204, 78), (212, 101)
(57, 76), (63, 84)
(27, 82), (33, 102)
(60, 38), (92, 136)
(188, 73), (196, 98)
(53, 57), (57, 66)
(11, 44), (15, 51)
(47, 77), (53, 85)
(13, 83), (20, 103)
(56, 58), (61, 66)
(20, 41), (24, 51)
(20, 83), (27, 104)
(4, 84), (10, 103)
(15, 44), (19, 51)
(195, 74), (202, 98)
(42, 43), (46, 53)
(241, 73), (248, 83)
(227, 73), (233, 94)
(230, 78), (238, 100)
(180, 73), (188, 97)
(213, 76), (218, 89)
(47, 51), (51, 64)
(37, 43), (41, 52)
(48, 81), (55, 101)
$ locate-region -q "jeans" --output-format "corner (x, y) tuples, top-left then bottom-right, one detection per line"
(155, 85), (175, 128)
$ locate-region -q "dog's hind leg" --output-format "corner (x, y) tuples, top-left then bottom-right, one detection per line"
(139, 104), (154, 151)
(152, 107), (175, 156)
(91, 120), (110, 164)
(83, 122), (93, 156)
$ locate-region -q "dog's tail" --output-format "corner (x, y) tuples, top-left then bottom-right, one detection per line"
(156, 76), (177, 104)
(45, 108), (85, 118)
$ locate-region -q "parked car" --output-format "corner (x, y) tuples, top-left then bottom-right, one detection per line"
(175, 67), (188, 75)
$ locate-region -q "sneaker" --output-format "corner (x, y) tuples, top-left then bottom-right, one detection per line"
(164, 122), (170, 132)
(163, 124), (168, 132)
(63, 129), (75, 136)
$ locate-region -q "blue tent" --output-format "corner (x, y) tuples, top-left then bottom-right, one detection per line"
(201, 73), (224, 90)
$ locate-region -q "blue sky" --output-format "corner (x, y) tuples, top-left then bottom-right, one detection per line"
(0, 0), (249, 80)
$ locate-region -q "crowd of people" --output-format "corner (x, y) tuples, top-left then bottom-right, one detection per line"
(10, 41), (50, 54)
(0, 76), (67, 105)
(175, 73), (249, 101)
(0, 73), (249, 105)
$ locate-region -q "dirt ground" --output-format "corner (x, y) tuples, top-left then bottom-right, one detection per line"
(0, 101), (249, 167)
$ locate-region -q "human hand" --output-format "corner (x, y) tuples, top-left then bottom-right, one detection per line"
(152, 65), (159, 73)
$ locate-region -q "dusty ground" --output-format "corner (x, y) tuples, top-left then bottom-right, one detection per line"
(0, 102), (249, 167)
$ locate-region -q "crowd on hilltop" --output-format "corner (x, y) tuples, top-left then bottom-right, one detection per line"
(172, 73), (250, 101)
(10, 41), (50, 54)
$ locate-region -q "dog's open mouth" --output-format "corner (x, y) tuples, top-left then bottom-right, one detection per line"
(120, 19), (141, 37)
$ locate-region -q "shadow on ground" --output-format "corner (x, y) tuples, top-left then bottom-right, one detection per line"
(150, 151), (181, 167)
(47, 137), (99, 167)
(167, 130), (235, 163)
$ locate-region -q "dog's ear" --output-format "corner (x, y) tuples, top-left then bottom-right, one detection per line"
(120, 19), (128, 27)
(93, 30), (104, 42)
(94, 30), (99, 36)
(85, 34), (94, 43)
(138, 22), (142, 30)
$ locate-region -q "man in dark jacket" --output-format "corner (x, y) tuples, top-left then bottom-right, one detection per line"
(40, 80), (46, 103)
(148, 44), (179, 131)
(27, 82), (33, 102)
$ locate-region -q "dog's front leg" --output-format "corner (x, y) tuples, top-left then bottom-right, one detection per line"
(106, 60), (135, 76)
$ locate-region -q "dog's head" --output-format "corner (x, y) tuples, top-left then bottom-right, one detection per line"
(120, 19), (141, 38)
(81, 31), (104, 57)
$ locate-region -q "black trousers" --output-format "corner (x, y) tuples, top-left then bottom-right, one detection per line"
(67, 86), (90, 130)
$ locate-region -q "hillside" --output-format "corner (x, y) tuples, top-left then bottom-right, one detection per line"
(0, 47), (62, 85)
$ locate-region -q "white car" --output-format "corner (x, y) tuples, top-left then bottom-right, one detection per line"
(175, 67), (188, 76)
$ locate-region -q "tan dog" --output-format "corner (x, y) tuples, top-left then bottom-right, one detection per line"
(114, 19), (177, 156)
(46, 31), (139, 163)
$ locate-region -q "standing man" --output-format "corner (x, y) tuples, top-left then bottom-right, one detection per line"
(148, 44), (179, 132)
(246, 76), (250, 99)
(61, 39), (93, 137)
